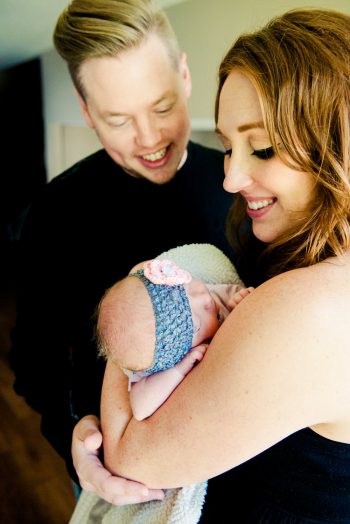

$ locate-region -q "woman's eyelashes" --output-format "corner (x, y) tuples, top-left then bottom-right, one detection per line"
(224, 146), (275, 160)
(252, 146), (275, 160)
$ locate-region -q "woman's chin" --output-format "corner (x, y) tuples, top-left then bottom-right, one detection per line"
(252, 223), (280, 244)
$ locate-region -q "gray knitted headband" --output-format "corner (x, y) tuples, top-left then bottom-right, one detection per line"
(131, 260), (194, 374)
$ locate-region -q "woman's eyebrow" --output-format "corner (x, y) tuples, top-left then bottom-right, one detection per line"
(237, 121), (264, 132)
(215, 121), (265, 136)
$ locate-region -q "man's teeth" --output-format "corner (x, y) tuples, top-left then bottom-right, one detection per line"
(247, 199), (274, 210)
(142, 148), (167, 161)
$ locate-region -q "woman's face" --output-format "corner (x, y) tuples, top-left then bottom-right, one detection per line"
(216, 70), (315, 243)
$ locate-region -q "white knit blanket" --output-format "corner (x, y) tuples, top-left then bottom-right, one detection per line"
(69, 244), (240, 523)
(69, 482), (207, 524)
(156, 243), (242, 286)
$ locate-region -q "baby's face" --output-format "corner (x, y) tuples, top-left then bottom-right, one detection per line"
(185, 279), (237, 346)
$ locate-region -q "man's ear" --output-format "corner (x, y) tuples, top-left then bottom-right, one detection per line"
(75, 89), (95, 129)
(180, 52), (192, 99)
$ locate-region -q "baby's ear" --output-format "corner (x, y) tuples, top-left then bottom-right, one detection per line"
(129, 260), (150, 274)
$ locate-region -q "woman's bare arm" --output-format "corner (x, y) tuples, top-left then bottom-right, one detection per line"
(102, 265), (350, 489)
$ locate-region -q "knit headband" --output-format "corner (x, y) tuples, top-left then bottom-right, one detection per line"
(131, 260), (194, 374)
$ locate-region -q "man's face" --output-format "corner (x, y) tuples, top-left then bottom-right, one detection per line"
(78, 34), (192, 184)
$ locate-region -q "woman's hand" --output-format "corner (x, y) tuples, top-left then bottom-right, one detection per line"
(72, 415), (164, 505)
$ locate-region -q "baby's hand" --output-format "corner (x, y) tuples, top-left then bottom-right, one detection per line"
(174, 344), (208, 378)
(228, 286), (254, 310)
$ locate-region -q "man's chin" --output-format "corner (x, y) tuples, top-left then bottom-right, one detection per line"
(144, 171), (176, 185)
(124, 166), (176, 185)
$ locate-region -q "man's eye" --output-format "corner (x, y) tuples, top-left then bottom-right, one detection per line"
(156, 103), (174, 114)
(252, 146), (275, 160)
(109, 120), (128, 128)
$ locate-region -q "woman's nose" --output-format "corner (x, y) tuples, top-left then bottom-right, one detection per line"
(223, 156), (253, 194)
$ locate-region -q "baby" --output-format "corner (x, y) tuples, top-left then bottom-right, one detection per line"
(97, 257), (252, 420)
(70, 244), (253, 524)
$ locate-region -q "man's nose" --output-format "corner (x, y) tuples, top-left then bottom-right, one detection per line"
(134, 116), (162, 149)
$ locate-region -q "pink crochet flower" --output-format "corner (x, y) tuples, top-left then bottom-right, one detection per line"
(144, 259), (192, 286)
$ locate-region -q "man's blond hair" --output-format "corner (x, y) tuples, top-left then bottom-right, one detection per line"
(54, 0), (180, 98)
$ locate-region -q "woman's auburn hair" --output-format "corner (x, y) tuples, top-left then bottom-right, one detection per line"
(216, 8), (350, 278)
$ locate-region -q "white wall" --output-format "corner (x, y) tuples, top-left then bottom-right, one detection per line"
(166, 0), (350, 122)
(41, 0), (350, 179)
(41, 50), (101, 179)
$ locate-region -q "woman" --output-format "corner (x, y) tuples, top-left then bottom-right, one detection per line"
(91, 9), (350, 522)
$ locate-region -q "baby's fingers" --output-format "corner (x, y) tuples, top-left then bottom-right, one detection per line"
(190, 344), (208, 360)
(229, 286), (254, 308)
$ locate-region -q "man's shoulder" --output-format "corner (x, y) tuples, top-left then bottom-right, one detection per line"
(36, 149), (130, 206)
(49, 149), (117, 188)
(24, 149), (128, 223)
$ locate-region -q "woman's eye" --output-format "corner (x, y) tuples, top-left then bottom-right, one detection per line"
(252, 146), (275, 160)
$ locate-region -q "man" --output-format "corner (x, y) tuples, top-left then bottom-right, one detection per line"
(10, 0), (233, 504)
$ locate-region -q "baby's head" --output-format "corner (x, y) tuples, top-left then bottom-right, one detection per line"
(97, 260), (232, 374)
(97, 274), (157, 372)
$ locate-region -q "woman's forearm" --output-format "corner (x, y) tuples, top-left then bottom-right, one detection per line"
(100, 360), (133, 474)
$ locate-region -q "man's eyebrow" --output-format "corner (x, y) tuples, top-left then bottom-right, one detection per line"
(104, 93), (176, 118)
(106, 112), (126, 117)
(215, 121), (265, 136)
(152, 92), (177, 108)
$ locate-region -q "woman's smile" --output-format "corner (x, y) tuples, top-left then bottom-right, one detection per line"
(217, 71), (315, 243)
(245, 197), (276, 219)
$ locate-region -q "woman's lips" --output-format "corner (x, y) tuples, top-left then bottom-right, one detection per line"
(246, 197), (276, 218)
